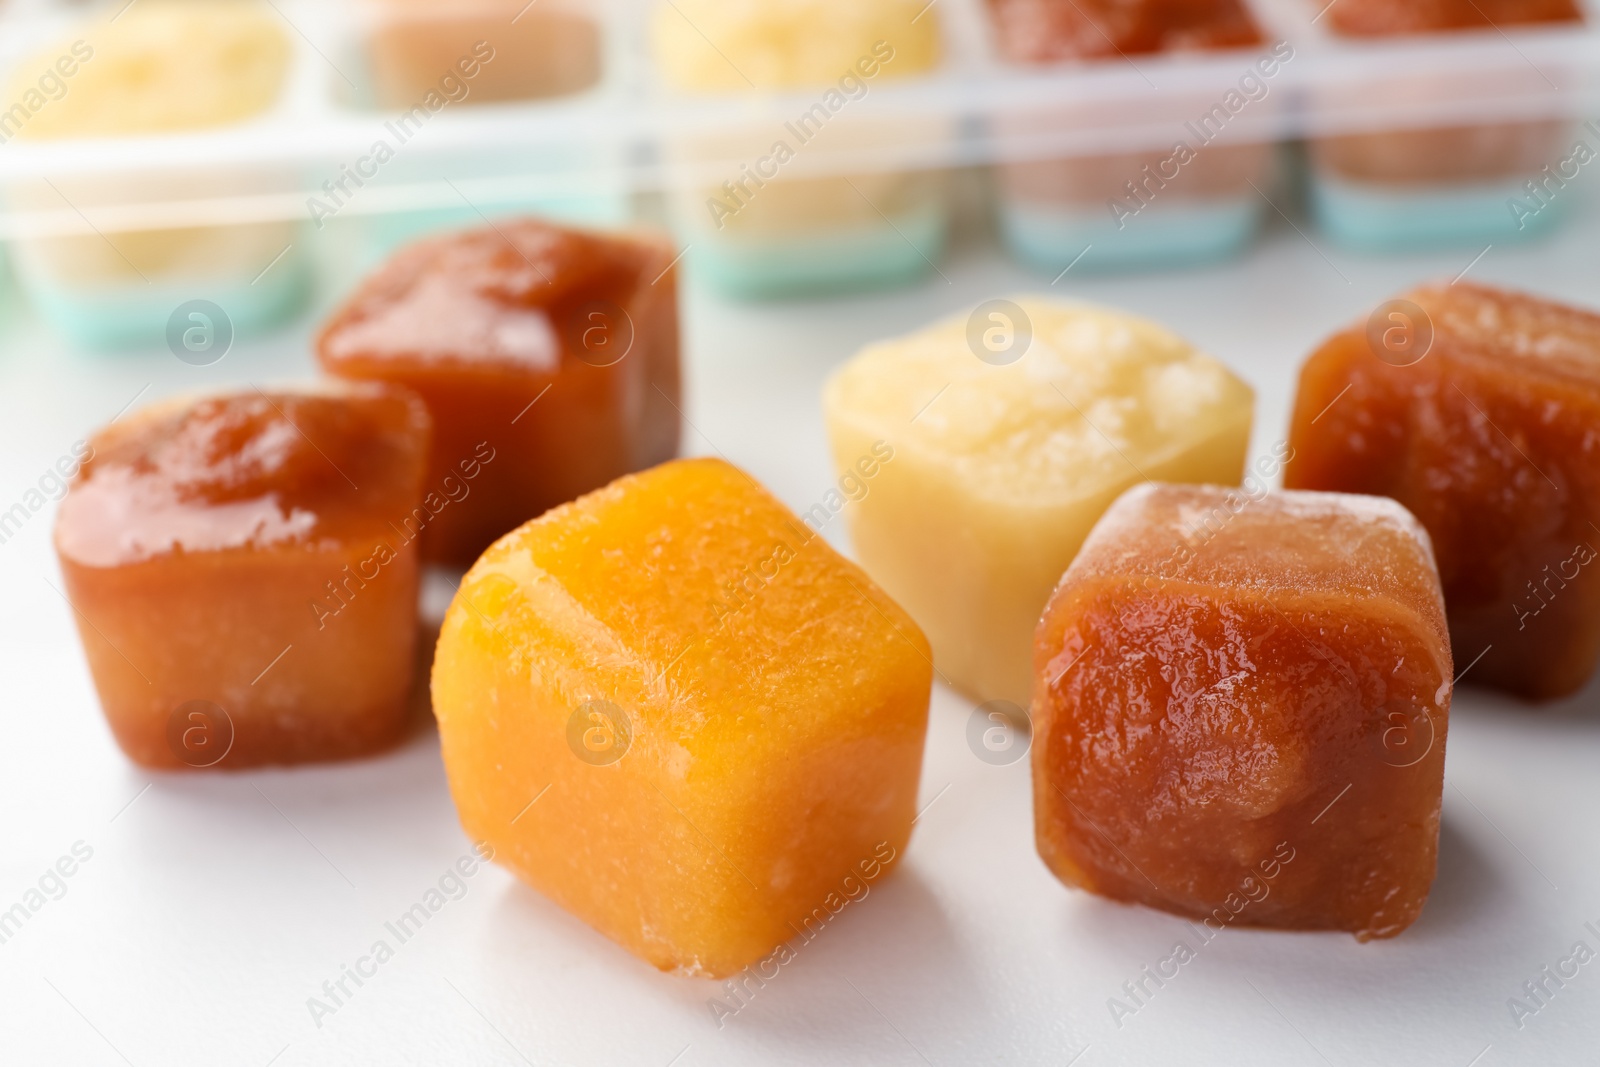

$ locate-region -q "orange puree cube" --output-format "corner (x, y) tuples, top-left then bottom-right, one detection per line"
(1286, 283), (1600, 701)
(317, 218), (682, 567)
(55, 384), (431, 769)
(431, 458), (932, 977)
(1033, 483), (1452, 940)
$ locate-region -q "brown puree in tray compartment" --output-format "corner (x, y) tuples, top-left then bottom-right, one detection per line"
(985, 0), (1264, 61)
(982, 0), (1275, 225)
(1323, 0), (1581, 37)
(55, 384), (431, 769)
(358, 0), (601, 107)
(1311, 0), (1584, 186)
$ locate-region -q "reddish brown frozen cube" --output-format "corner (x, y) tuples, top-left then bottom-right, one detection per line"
(55, 383), (431, 769)
(1287, 282), (1600, 700)
(317, 219), (682, 566)
(1033, 483), (1451, 940)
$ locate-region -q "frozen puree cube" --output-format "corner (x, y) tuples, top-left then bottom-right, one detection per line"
(55, 384), (432, 769)
(1033, 483), (1452, 940)
(823, 296), (1253, 704)
(431, 458), (932, 977)
(318, 219), (682, 567)
(1287, 282), (1600, 701)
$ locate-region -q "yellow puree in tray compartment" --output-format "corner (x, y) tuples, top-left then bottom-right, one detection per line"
(651, 0), (940, 91)
(12, 0), (290, 139)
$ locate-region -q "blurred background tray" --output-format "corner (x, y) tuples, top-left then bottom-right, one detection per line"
(0, 0), (1594, 233)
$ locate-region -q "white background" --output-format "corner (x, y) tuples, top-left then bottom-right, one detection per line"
(1, 176), (1598, 1066)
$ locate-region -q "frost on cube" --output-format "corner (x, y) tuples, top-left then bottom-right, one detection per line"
(823, 296), (1253, 705)
(55, 384), (431, 769)
(430, 458), (932, 977)
(1033, 483), (1452, 940)
(1288, 282), (1600, 701)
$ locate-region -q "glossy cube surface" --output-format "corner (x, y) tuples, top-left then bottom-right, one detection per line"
(1287, 282), (1600, 700)
(1034, 483), (1452, 939)
(318, 219), (681, 566)
(55, 384), (431, 768)
(431, 458), (932, 977)
(823, 297), (1253, 704)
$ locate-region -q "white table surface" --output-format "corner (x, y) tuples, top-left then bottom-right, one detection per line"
(2, 180), (1599, 1067)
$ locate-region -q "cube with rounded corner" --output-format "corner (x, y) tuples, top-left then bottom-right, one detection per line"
(1033, 483), (1452, 940)
(55, 383), (432, 769)
(318, 219), (682, 567)
(823, 296), (1254, 704)
(1286, 282), (1600, 701)
(431, 458), (932, 977)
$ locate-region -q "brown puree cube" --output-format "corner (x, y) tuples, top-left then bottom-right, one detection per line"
(317, 219), (681, 567)
(1033, 484), (1451, 941)
(1287, 283), (1600, 701)
(54, 384), (431, 769)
